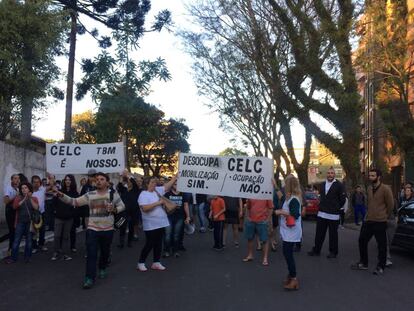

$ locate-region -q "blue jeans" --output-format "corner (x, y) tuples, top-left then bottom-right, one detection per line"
(197, 203), (208, 230)
(354, 204), (366, 224)
(12, 222), (33, 261)
(283, 241), (296, 278)
(164, 215), (184, 253)
(85, 230), (113, 280)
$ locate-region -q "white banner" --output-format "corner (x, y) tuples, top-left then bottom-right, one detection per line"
(46, 142), (125, 174)
(177, 153), (274, 200)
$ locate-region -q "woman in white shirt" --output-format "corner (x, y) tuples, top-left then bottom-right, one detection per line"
(137, 175), (177, 271)
(274, 175), (302, 291)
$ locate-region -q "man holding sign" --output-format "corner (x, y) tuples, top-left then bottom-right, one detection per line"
(54, 172), (125, 289)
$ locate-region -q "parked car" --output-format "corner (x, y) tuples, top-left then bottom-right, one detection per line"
(304, 191), (319, 217)
(392, 200), (414, 251)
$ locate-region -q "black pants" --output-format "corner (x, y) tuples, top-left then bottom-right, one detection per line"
(358, 221), (387, 269)
(5, 205), (15, 251)
(45, 199), (55, 231)
(213, 221), (224, 248)
(340, 210), (345, 226)
(313, 216), (339, 255)
(85, 229), (113, 280)
(70, 215), (80, 249)
(119, 215), (136, 246)
(139, 228), (164, 263)
(283, 241), (297, 278)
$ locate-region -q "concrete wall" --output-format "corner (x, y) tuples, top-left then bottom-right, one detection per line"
(0, 141), (46, 222)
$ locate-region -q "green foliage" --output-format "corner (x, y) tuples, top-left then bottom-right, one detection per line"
(71, 110), (97, 144)
(75, 0), (171, 102)
(0, 0), (67, 140)
(85, 85), (190, 175)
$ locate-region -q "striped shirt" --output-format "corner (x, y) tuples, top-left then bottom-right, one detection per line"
(61, 190), (125, 231)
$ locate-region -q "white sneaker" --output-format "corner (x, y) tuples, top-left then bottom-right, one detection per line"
(151, 262), (166, 271)
(136, 263), (148, 272)
(386, 259), (393, 267)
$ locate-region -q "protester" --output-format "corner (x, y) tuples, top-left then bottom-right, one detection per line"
(163, 180), (191, 258)
(44, 174), (57, 231)
(133, 175), (144, 240)
(3, 174), (20, 256)
(178, 192), (193, 251)
(209, 195), (226, 251)
(80, 169), (97, 229)
(275, 175), (302, 290)
(195, 193), (209, 233)
(51, 174), (78, 261)
(5, 182), (39, 264)
(136, 175), (177, 272)
(351, 169), (394, 275)
(308, 168), (346, 258)
(55, 172), (125, 289)
(271, 179), (284, 252)
(31, 175), (47, 253)
(242, 198), (273, 265)
(351, 185), (366, 226)
(223, 196), (243, 248)
(116, 170), (141, 248)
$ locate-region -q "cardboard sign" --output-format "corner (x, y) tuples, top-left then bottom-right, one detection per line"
(46, 142), (125, 174)
(177, 153), (274, 199)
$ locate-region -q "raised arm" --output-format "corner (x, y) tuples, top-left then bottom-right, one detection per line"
(57, 191), (88, 207)
(163, 175), (178, 192)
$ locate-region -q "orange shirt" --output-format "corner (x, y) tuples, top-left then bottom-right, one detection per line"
(247, 199), (273, 222)
(211, 197), (226, 221)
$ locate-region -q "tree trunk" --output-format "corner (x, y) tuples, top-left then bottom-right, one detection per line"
(64, 8), (77, 143)
(296, 166), (308, 189)
(20, 97), (32, 144)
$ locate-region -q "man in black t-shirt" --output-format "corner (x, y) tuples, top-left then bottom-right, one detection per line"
(164, 181), (191, 257)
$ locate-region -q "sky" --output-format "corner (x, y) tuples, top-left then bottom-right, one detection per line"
(33, 0), (235, 155)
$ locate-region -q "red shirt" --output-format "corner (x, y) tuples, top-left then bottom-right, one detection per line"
(247, 199), (273, 222)
(211, 197), (226, 221)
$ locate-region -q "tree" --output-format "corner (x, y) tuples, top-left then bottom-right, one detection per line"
(134, 118), (190, 177)
(355, 0), (414, 178)
(0, 0), (67, 143)
(91, 85), (189, 175)
(71, 110), (96, 143)
(51, 0), (172, 142)
(185, 0), (362, 186)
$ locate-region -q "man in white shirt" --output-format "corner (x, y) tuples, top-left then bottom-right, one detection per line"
(31, 175), (48, 252)
(3, 174), (20, 255)
(308, 168), (347, 258)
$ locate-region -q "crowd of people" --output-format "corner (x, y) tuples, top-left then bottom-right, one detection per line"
(2, 167), (413, 290)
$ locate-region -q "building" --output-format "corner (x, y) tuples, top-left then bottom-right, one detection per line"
(357, 0), (414, 193)
(307, 140), (344, 184)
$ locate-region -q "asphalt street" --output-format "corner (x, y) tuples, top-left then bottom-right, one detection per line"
(0, 220), (413, 311)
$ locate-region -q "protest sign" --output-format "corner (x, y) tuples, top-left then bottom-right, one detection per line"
(177, 153), (274, 200)
(46, 142), (125, 174)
